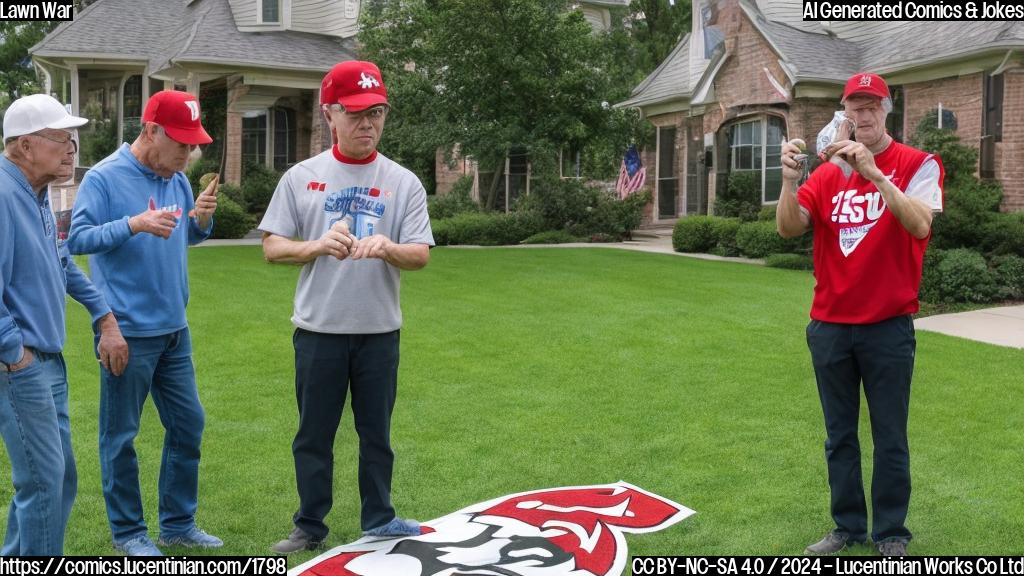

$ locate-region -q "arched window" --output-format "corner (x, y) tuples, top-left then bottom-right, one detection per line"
(725, 115), (785, 203)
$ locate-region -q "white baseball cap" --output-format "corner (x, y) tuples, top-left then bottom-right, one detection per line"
(3, 94), (88, 140)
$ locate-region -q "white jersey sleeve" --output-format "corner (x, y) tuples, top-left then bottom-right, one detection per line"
(258, 168), (301, 238)
(904, 157), (943, 212)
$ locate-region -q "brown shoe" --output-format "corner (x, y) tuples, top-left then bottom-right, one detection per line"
(271, 527), (324, 555)
(804, 531), (854, 555)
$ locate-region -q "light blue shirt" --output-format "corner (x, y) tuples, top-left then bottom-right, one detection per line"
(68, 144), (212, 337)
(0, 155), (110, 365)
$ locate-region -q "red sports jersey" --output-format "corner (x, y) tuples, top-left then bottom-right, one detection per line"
(797, 141), (944, 324)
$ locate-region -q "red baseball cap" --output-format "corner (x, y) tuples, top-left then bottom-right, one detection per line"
(142, 90), (212, 145)
(842, 73), (890, 102)
(320, 61), (389, 112)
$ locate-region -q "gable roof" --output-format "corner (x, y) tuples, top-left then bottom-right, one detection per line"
(619, 0), (1024, 110)
(31, 0), (354, 76)
(615, 34), (693, 109)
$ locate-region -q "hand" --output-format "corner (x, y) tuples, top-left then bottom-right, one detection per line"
(189, 174), (219, 230)
(8, 347), (35, 372)
(350, 234), (392, 261)
(824, 140), (883, 181)
(96, 314), (129, 376)
(129, 209), (178, 239)
(318, 221), (357, 260)
(781, 138), (806, 183)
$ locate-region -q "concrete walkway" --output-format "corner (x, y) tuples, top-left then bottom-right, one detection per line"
(198, 229), (1024, 351)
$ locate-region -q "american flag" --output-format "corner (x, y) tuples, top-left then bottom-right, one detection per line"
(616, 145), (645, 199)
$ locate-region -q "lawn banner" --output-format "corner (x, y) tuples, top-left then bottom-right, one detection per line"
(289, 481), (695, 576)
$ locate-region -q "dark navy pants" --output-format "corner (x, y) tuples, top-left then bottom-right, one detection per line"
(291, 328), (400, 539)
(806, 314), (915, 544)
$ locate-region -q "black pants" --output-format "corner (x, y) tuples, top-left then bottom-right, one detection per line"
(291, 328), (400, 539)
(806, 315), (915, 544)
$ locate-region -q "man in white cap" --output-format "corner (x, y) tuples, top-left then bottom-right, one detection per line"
(777, 72), (944, 557)
(261, 60), (434, 554)
(67, 90), (221, 556)
(1, 94), (128, 555)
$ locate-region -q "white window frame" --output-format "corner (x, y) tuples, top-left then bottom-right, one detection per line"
(728, 115), (784, 205)
(257, 0), (281, 24)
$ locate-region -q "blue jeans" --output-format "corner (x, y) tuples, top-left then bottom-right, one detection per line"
(0, 351), (75, 556)
(98, 327), (205, 544)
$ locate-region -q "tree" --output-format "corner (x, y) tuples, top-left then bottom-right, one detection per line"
(359, 0), (643, 207)
(628, 0), (692, 72)
(0, 2), (97, 107)
(0, 22), (57, 105)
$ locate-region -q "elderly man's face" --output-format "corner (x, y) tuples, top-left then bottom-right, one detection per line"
(147, 124), (196, 177)
(843, 95), (888, 148)
(326, 105), (388, 160)
(25, 128), (77, 183)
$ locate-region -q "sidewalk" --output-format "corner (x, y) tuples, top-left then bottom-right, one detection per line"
(198, 230), (1024, 350)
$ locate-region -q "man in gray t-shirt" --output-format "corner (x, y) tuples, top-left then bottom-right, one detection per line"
(260, 60), (433, 554)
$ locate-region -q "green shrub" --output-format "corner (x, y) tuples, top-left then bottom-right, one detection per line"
(186, 158), (221, 196)
(241, 162), (282, 215)
(428, 176), (479, 219)
(431, 211), (544, 246)
(992, 254), (1024, 300)
(215, 183), (246, 207)
(930, 179), (1003, 250)
(757, 204), (777, 222)
(709, 218), (741, 257)
(908, 112), (979, 187)
(522, 230), (579, 244)
(735, 221), (808, 258)
(672, 216), (716, 253)
(918, 248), (945, 303)
(714, 171), (761, 222)
(981, 211), (1024, 257)
(765, 253), (814, 270)
(517, 179), (646, 240)
(211, 196), (255, 240)
(933, 248), (997, 303)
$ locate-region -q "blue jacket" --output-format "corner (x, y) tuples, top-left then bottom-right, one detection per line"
(67, 144), (211, 337)
(0, 155), (111, 365)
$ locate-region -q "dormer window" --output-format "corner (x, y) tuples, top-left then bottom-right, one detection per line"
(261, 0), (280, 23)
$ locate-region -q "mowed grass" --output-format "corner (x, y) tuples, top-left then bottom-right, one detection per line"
(2, 246), (1023, 563)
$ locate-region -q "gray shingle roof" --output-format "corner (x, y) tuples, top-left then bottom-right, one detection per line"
(619, 1), (1024, 109)
(615, 34), (692, 108)
(31, 0), (354, 75)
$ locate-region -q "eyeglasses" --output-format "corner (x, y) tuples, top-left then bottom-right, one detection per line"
(325, 104), (389, 121)
(31, 130), (78, 153)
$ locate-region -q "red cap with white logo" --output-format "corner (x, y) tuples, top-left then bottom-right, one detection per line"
(842, 73), (890, 102)
(320, 60), (389, 112)
(142, 90), (212, 145)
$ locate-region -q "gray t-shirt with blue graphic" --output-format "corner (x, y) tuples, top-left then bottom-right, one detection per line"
(258, 150), (434, 334)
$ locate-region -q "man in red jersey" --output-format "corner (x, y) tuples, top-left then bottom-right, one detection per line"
(777, 72), (944, 558)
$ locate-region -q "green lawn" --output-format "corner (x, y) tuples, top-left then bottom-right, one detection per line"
(3, 246), (1023, 562)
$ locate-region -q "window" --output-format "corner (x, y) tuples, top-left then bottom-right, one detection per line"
(242, 112), (267, 167)
(886, 86), (905, 143)
(657, 125), (678, 218)
(273, 107), (297, 171)
(727, 116), (784, 203)
(261, 0), (280, 23)
(981, 72), (1004, 180)
(560, 146), (582, 179)
(122, 75), (143, 143)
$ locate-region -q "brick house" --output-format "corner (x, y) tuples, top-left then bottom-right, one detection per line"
(30, 0), (358, 194)
(31, 0), (628, 212)
(616, 0), (1024, 223)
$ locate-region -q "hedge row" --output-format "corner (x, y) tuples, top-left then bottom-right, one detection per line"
(672, 216), (810, 259)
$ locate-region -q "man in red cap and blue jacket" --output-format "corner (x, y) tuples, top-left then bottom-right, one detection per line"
(777, 72), (944, 557)
(68, 90), (222, 556)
